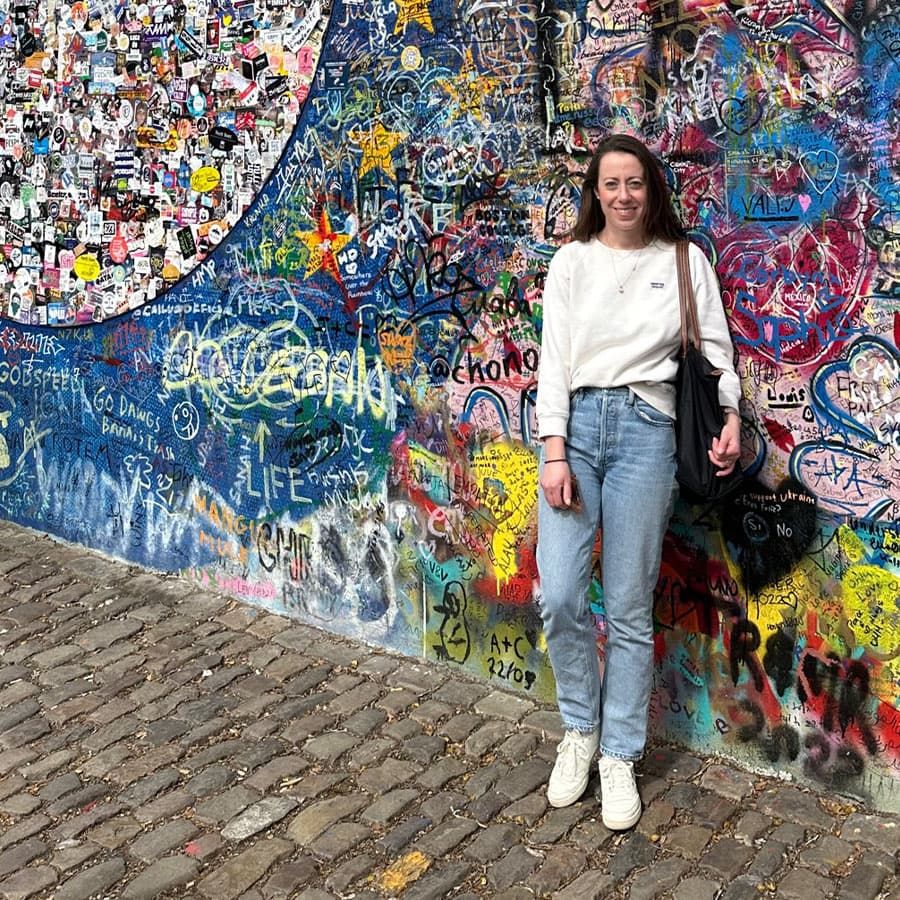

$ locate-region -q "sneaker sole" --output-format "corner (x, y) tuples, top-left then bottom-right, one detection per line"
(601, 800), (642, 830)
(547, 775), (590, 808)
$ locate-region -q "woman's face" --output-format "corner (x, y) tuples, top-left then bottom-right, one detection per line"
(595, 151), (647, 241)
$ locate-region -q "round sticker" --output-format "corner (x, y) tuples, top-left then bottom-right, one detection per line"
(109, 234), (129, 263)
(401, 45), (423, 70)
(190, 166), (220, 193)
(73, 253), (101, 282)
(188, 86), (207, 117)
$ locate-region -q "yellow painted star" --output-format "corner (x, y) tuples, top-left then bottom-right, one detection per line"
(394, 0), (434, 34)
(438, 49), (498, 121)
(349, 121), (406, 179)
(295, 206), (353, 279)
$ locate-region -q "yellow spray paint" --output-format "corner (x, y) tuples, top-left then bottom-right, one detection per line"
(377, 851), (431, 893)
(842, 565), (900, 654)
(837, 524), (868, 565)
(470, 443), (538, 591)
(842, 563), (900, 704)
(745, 563), (814, 637)
(882, 528), (900, 556)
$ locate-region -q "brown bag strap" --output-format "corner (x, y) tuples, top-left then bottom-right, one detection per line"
(676, 240), (701, 355)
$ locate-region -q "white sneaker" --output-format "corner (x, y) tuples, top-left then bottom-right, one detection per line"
(598, 756), (641, 830)
(547, 729), (599, 807)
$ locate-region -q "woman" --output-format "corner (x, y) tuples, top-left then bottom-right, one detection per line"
(535, 134), (741, 828)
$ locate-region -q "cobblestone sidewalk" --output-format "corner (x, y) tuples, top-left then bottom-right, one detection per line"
(0, 521), (897, 900)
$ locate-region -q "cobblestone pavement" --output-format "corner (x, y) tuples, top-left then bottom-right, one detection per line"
(0, 521), (898, 900)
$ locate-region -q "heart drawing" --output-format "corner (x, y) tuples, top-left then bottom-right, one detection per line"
(718, 96), (763, 136)
(809, 336), (900, 444)
(799, 148), (839, 194)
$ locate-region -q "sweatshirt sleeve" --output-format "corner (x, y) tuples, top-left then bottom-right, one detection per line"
(689, 242), (742, 411)
(536, 246), (572, 439)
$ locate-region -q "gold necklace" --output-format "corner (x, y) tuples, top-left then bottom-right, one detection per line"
(606, 243), (645, 294)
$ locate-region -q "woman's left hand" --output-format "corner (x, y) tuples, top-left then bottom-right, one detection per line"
(709, 412), (741, 476)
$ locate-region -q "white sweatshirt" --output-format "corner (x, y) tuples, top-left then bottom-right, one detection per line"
(536, 238), (742, 439)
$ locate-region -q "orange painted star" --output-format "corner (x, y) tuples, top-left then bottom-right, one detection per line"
(349, 121), (406, 179)
(393, 0), (434, 35)
(295, 205), (353, 280)
(438, 49), (498, 121)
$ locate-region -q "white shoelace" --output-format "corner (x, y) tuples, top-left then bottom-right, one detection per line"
(601, 759), (635, 794)
(556, 732), (594, 773)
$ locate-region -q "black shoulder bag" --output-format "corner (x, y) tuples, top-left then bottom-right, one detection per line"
(674, 240), (742, 502)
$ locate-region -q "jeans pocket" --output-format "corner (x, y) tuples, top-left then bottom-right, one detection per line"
(632, 397), (674, 427)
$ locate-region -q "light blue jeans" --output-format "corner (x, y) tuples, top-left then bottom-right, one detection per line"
(536, 387), (677, 760)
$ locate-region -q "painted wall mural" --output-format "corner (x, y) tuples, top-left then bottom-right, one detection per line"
(0, 0), (898, 810)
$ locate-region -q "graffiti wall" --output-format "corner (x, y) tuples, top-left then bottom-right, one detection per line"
(0, 0), (898, 809)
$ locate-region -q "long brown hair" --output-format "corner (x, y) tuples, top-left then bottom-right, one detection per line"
(571, 135), (685, 243)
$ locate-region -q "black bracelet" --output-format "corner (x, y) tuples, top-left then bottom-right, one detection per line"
(543, 458), (568, 463)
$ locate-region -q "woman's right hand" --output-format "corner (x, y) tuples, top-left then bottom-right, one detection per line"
(540, 460), (573, 509)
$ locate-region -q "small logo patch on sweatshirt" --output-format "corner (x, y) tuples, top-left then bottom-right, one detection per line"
(650, 281), (665, 289)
